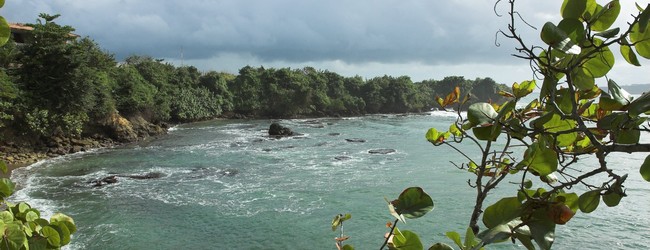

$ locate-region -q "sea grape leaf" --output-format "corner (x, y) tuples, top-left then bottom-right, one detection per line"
(50, 213), (76, 234)
(483, 197), (522, 229)
(639, 155), (650, 182)
(472, 125), (501, 141)
(392, 187), (434, 219)
(590, 0), (620, 31)
(580, 39), (614, 78)
(561, 0), (588, 19)
(428, 243), (454, 250)
(478, 223), (512, 245)
(519, 142), (558, 176)
(51, 222), (71, 246)
(602, 192), (623, 207)
(639, 4), (650, 31)
(529, 209), (556, 250)
(445, 231), (463, 249)
(631, 18), (650, 59)
(0, 160), (6, 174)
(620, 39), (641, 66)
(0, 178), (14, 198)
(578, 190), (601, 213)
(543, 114), (578, 147)
(0, 211), (12, 223)
(569, 68), (595, 91)
(558, 18), (585, 43)
(42, 225), (61, 247)
(0, 17), (9, 46)
(391, 230), (423, 250)
(614, 128), (640, 144)
(541, 22), (581, 54)
(628, 91), (650, 117)
(2, 223), (26, 250)
(513, 80), (536, 98)
(467, 103), (498, 127)
(594, 27), (619, 38)
(342, 245), (354, 250)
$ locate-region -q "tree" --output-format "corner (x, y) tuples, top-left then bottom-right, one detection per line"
(343, 1), (650, 249)
(0, 5), (77, 249)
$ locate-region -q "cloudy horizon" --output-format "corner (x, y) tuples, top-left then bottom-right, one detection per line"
(4, 0), (650, 85)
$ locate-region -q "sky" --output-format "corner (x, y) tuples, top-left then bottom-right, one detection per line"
(4, 0), (650, 86)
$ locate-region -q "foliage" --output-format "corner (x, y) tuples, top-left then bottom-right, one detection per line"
(417, 0), (650, 249)
(0, 3), (77, 249)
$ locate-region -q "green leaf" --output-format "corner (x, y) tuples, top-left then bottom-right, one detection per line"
(464, 227), (479, 249)
(519, 142), (558, 176)
(639, 155), (650, 182)
(426, 128), (439, 143)
(428, 243), (454, 250)
(631, 18), (650, 59)
(445, 231), (463, 249)
(50, 213), (76, 234)
(594, 27), (619, 38)
(620, 38), (641, 66)
(543, 114), (578, 147)
(557, 192), (580, 213)
(0, 211), (13, 223)
(590, 0), (620, 31)
(614, 128), (640, 144)
(569, 68), (595, 91)
(483, 197), (522, 228)
(513, 80), (536, 98)
(602, 192), (623, 207)
(558, 18), (585, 43)
(628, 91), (650, 117)
(562, 0), (588, 19)
(42, 225), (61, 247)
(0, 178), (15, 198)
(51, 222), (72, 246)
(467, 103), (498, 127)
(578, 190), (601, 213)
(2, 223), (26, 250)
(391, 187), (434, 219)
(0, 17), (9, 47)
(449, 123), (461, 137)
(478, 223), (512, 245)
(580, 39), (615, 78)
(472, 124), (501, 141)
(341, 245), (355, 250)
(391, 230), (423, 250)
(529, 209), (556, 250)
(638, 4), (650, 31)
(0, 0), (5, 8)
(541, 22), (581, 54)
(0, 161), (6, 175)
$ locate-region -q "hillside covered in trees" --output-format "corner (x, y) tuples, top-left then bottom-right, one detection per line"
(0, 14), (508, 164)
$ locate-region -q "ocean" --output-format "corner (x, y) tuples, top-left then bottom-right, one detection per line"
(9, 112), (650, 249)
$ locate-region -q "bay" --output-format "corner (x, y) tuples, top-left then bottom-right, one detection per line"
(9, 112), (650, 249)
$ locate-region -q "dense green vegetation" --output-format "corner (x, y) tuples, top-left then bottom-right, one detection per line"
(0, 14), (506, 142)
(0, 3), (77, 249)
(341, 0), (650, 249)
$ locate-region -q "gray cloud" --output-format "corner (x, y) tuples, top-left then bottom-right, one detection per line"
(4, 0), (648, 85)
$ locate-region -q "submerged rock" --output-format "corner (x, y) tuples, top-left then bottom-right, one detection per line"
(88, 175), (118, 187)
(345, 138), (366, 143)
(88, 172), (166, 187)
(334, 156), (352, 161)
(368, 149), (396, 154)
(328, 133), (341, 136)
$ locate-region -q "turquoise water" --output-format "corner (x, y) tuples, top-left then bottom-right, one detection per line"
(10, 113), (650, 249)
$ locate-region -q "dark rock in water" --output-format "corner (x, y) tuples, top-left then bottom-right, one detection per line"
(120, 172), (166, 180)
(345, 138), (366, 143)
(335, 156), (352, 161)
(88, 175), (118, 187)
(328, 133), (341, 136)
(315, 142), (328, 147)
(189, 167), (239, 178)
(218, 169), (239, 177)
(269, 123), (294, 136)
(368, 149), (396, 155)
(262, 148), (272, 152)
(251, 138), (265, 143)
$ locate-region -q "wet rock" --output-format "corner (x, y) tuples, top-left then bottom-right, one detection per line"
(88, 175), (118, 187)
(335, 156), (352, 161)
(328, 133), (341, 136)
(368, 149), (396, 155)
(120, 172), (166, 180)
(268, 123), (294, 136)
(345, 138), (366, 143)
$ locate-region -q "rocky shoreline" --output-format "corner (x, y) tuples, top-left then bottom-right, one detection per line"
(1, 112), (169, 170)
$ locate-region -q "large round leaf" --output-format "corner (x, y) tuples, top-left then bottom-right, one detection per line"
(541, 22), (581, 54)
(0, 17), (9, 47)
(483, 197), (522, 229)
(578, 190), (601, 213)
(50, 213), (77, 234)
(2, 223), (26, 250)
(558, 18), (585, 43)
(42, 225), (61, 247)
(590, 0), (620, 31)
(391, 230), (423, 250)
(580, 39), (614, 78)
(392, 187), (434, 219)
(429, 243), (454, 250)
(467, 103), (498, 127)
(639, 155), (650, 182)
(561, 0), (588, 19)
(631, 21), (650, 59)
(0, 178), (15, 198)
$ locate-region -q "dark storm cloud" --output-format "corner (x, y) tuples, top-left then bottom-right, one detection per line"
(3, 0), (560, 65)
